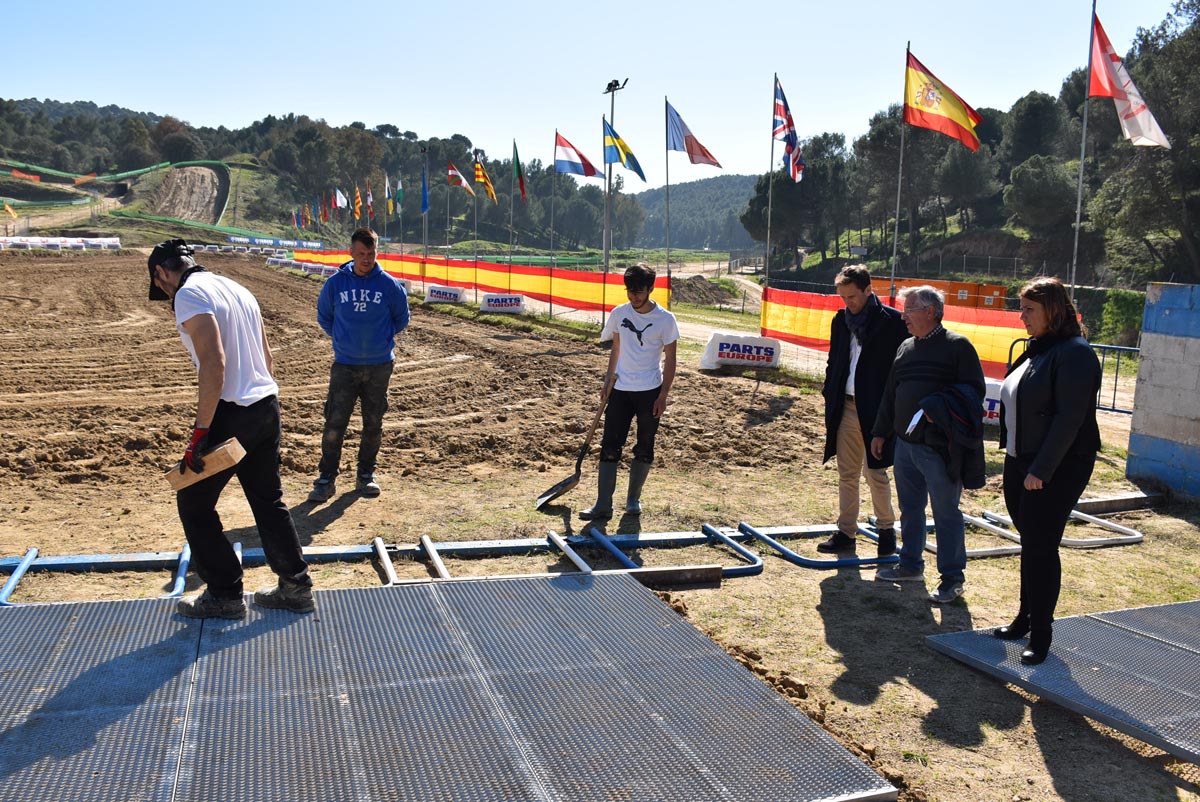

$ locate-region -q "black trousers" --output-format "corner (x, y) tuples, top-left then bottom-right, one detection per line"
(318, 361), (394, 478)
(1002, 453), (1095, 633)
(599, 387), (661, 464)
(176, 396), (310, 599)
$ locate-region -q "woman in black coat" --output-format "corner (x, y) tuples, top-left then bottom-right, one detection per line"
(994, 277), (1101, 665)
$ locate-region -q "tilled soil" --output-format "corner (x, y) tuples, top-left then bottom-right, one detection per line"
(0, 251), (1196, 802)
(0, 252), (822, 565)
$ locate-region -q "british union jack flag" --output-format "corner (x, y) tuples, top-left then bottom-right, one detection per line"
(773, 77), (805, 182)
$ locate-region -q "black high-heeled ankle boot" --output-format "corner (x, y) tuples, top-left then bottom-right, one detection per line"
(1020, 630), (1052, 665)
(993, 614), (1030, 641)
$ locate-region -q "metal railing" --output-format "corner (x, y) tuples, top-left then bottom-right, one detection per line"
(1010, 339), (1137, 414)
(1093, 343), (1138, 414)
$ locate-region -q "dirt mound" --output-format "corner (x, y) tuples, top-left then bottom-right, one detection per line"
(150, 166), (221, 224)
(671, 274), (737, 305)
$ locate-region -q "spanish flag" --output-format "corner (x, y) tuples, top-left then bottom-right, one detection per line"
(903, 51), (982, 152)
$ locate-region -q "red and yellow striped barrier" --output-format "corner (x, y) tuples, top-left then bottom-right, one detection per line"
(294, 250), (670, 312)
(760, 287), (1025, 379)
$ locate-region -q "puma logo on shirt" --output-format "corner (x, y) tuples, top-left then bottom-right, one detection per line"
(621, 318), (653, 346)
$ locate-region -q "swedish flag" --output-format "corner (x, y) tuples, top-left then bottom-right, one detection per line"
(603, 119), (646, 182)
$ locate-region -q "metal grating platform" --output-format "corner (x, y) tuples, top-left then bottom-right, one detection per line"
(927, 600), (1200, 763)
(0, 574), (895, 801)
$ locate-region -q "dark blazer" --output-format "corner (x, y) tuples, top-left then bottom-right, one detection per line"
(921, 383), (987, 489)
(999, 335), (1101, 482)
(823, 299), (908, 468)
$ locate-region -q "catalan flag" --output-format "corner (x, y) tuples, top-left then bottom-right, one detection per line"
(448, 161), (475, 196)
(603, 118), (646, 182)
(4, 201), (16, 219)
(474, 159), (497, 203)
(354, 185), (363, 220)
(903, 51), (982, 152)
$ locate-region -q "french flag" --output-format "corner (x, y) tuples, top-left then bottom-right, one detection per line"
(554, 132), (604, 178)
(666, 101), (721, 168)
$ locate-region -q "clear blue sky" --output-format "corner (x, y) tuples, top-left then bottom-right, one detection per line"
(4, 0), (1176, 189)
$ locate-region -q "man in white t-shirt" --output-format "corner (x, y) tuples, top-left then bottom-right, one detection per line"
(581, 263), (679, 520)
(147, 239), (312, 619)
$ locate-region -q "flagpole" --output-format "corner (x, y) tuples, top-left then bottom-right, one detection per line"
(600, 79), (626, 334)
(889, 46), (911, 302)
(383, 173), (389, 244)
(551, 133), (557, 320)
(508, 140), (515, 293)
(1069, 0), (1099, 303)
(665, 96), (672, 310)
(473, 165), (479, 303)
(602, 114), (611, 333)
(446, 167), (451, 250)
(421, 149), (429, 292)
(765, 74), (777, 290)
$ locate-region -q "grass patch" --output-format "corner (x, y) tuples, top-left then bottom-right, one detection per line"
(671, 302), (759, 332)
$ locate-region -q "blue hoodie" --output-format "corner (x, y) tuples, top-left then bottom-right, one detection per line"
(317, 261), (410, 364)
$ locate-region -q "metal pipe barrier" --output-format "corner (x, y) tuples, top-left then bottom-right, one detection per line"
(0, 548), (37, 606)
(736, 523), (901, 569)
(980, 509), (1144, 548)
(0, 527), (782, 605)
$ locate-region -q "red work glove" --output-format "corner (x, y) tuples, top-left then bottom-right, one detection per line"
(181, 426), (210, 474)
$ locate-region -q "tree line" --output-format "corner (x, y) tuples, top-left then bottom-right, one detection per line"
(741, 2), (1200, 286)
(3, 2), (1198, 276)
(0, 100), (645, 251)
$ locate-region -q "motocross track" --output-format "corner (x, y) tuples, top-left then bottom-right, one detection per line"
(0, 252), (1197, 802)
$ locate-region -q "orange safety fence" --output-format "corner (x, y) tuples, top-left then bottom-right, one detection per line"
(294, 250), (671, 313)
(759, 287), (1026, 379)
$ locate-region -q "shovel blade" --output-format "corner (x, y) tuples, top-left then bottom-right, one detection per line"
(535, 472), (581, 510)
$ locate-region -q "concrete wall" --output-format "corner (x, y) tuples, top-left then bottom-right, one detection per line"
(1127, 283), (1200, 499)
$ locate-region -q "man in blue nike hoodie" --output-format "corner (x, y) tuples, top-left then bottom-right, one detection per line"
(308, 228), (410, 502)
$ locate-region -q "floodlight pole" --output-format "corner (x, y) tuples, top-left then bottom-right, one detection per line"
(602, 78), (628, 332)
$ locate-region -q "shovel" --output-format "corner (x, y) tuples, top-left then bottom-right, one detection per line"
(535, 373), (616, 509)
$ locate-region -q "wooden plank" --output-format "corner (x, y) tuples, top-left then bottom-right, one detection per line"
(164, 438), (246, 491)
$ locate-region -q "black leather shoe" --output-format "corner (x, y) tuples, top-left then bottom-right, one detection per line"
(816, 532), (856, 553)
(993, 615), (1030, 641)
(1020, 631), (1051, 665)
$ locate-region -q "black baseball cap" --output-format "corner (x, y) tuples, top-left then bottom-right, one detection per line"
(147, 238), (194, 300)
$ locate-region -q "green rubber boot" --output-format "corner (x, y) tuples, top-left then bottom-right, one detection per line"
(625, 460), (652, 514)
(579, 462), (618, 520)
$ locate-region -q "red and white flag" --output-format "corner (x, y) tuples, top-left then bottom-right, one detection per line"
(666, 101), (721, 168)
(448, 161), (475, 196)
(1089, 14), (1170, 149)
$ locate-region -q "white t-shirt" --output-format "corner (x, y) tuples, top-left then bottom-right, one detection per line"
(173, 271), (278, 406)
(845, 335), (862, 396)
(1000, 359), (1032, 457)
(601, 301), (680, 392)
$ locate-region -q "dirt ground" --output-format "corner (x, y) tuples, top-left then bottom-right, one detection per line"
(0, 252), (1197, 801)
